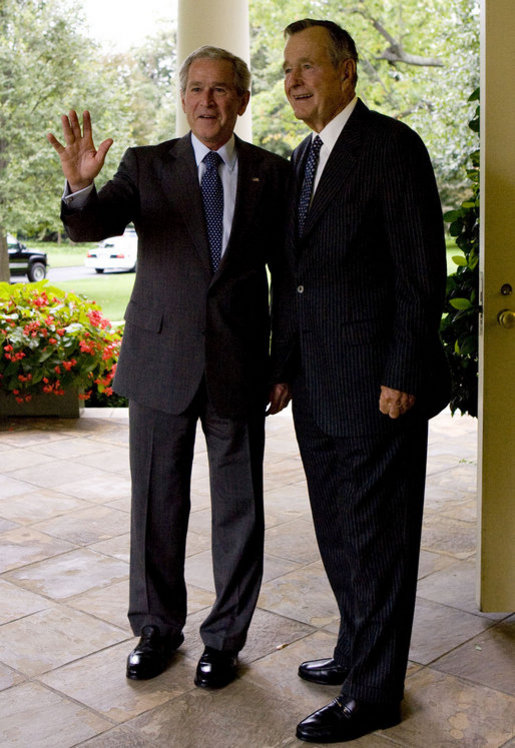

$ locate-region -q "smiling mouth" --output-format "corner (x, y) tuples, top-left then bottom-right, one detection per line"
(293, 93), (312, 101)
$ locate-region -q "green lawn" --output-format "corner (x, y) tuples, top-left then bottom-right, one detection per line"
(56, 273), (135, 324)
(39, 242), (95, 269)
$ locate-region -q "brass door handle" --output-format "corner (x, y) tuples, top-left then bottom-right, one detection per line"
(497, 309), (515, 328)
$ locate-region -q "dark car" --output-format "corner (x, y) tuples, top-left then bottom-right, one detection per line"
(8, 234), (47, 282)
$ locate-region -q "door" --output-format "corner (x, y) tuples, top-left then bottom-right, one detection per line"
(478, 0), (515, 611)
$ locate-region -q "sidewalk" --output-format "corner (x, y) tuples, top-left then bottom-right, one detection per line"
(0, 406), (513, 747)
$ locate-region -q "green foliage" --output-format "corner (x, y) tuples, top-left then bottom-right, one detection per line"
(440, 88), (480, 417)
(0, 0), (132, 238)
(0, 281), (123, 403)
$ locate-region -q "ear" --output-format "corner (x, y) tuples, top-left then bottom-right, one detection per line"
(341, 58), (356, 83)
(180, 92), (187, 114)
(238, 90), (251, 117)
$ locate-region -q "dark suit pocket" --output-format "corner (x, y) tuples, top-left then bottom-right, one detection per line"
(340, 318), (387, 346)
(124, 299), (163, 333)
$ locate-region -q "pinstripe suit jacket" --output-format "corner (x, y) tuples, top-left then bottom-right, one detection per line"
(62, 133), (290, 418)
(273, 99), (450, 437)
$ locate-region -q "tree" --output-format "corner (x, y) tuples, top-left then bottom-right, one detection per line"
(0, 0), (133, 279)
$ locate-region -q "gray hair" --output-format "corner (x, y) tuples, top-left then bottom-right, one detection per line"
(284, 19), (359, 84)
(179, 46), (251, 96)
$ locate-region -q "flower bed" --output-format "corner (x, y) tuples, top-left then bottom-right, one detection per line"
(0, 281), (123, 407)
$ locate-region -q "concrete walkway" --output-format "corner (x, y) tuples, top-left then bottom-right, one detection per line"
(0, 406), (513, 747)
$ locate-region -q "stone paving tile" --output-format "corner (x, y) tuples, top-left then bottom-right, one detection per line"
(39, 641), (192, 722)
(74, 726), (158, 747)
(32, 504), (129, 546)
(258, 560), (339, 629)
(0, 681), (111, 748)
(0, 661), (25, 692)
(433, 616), (515, 695)
(417, 559), (510, 620)
(0, 578), (49, 624)
(67, 578), (131, 632)
(89, 532), (130, 563)
(397, 667), (514, 746)
(264, 517), (321, 565)
(4, 548), (128, 599)
(409, 598), (494, 665)
(0, 526), (75, 573)
(124, 678), (303, 748)
(421, 513), (477, 559)
(0, 488), (90, 525)
(0, 606), (128, 676)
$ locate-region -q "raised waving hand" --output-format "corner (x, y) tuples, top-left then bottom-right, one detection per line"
(47, 110), (113, 192)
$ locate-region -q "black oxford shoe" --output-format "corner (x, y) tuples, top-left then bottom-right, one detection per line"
(126, 625), (184, 680)
(194, 646), (238, 689)
(298, 657), (348, 685)
(296, 696), (401, 743)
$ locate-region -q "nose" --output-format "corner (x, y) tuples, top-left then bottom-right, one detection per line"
(200, 87), (215, 106)
(285, 66), (302, 88)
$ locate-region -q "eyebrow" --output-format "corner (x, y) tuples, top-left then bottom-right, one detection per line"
(188, 80), (231, 87)
(283, 56), (312, 71)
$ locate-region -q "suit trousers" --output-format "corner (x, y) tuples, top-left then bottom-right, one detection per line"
(292, 375), (428, 704)
(127, 384), (265, 653)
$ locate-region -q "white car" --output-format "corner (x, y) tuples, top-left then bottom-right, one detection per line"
(85, 229), (138, 273)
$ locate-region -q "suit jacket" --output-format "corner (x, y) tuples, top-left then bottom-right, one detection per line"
(272, 99), (450, 437)
(62, 134), (290, 418)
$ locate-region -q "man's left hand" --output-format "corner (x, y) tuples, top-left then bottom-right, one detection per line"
(267, 383), (291, 415)
(379, 386), (416, 419)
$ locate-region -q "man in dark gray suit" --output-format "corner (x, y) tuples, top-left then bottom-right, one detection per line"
(48, 46), (290, 689)
(274, 19), (450, 742)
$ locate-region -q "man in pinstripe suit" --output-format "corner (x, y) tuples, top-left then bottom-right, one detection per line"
(276, 19), (450, 742)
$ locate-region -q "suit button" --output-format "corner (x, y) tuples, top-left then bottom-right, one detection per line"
(297, 285), (304, 294)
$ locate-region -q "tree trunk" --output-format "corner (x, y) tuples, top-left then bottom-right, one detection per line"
(0, 231), (9, 283)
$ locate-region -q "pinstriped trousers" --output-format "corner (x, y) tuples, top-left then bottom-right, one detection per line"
(292, 375), (428, 704)
(127, 382), (265, 653)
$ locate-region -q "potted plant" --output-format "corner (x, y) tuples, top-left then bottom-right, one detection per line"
(0, 281), (122, 417)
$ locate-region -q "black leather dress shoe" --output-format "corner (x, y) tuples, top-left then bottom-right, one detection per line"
(126, 625), (184, 680)
(296, 696), (401, 743)
(298, 658), (348, 685)
(194, 647), (238, 689)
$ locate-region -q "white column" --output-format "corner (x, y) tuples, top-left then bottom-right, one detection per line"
(176, 0), (251, 141)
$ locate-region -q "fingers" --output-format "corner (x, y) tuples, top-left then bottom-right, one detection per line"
(379, 386), (415, 419)
(46, 132), (64, 153)
(96, 138), (114, 164)
(266, 383), (291, 415)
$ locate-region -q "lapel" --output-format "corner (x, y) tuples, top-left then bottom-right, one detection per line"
(300, 99), (369, 239)
(160, 133), (212, 276)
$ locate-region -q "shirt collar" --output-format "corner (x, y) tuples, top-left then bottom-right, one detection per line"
(190, 133), (237, 171)
(313, 96), (358, 150)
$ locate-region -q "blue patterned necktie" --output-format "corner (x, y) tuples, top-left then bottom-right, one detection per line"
(297, 135), (323, 235)
(201, 151), (224, 272)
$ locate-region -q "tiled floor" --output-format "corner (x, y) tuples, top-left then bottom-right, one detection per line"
(0, 406), (513, 747)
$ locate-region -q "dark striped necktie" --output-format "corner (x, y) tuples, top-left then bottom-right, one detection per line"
(297, 135), (323, 235)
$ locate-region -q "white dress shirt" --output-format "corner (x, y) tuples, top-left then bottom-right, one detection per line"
(311, 96), (358, 195)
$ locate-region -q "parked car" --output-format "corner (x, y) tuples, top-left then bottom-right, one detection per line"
(85, 229), (138, 273)
(7, 234), (47, 282)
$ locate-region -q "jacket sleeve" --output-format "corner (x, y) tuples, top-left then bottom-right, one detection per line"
(60, 148), (140, 243)
(379, 125), (447, 397)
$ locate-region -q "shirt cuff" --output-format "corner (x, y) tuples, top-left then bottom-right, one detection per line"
(62, 181), (94, 208)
